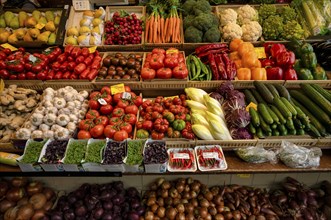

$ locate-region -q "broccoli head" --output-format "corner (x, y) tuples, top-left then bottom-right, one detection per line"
(183, 15), (196, 30)
(262, 15), (283, 40)
(193, 12), (216, 32)
(182, 0), (197, 16)
(203, 26), (221, 42)
(258, 4), (277, 22)
(192, 0), (212, 15)
(281, 20), (304, 40)
(184, 26), (203, 43)
(279, 6), (297, 23)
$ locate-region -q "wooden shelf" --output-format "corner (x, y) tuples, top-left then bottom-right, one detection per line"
(1, 150), (330, 176)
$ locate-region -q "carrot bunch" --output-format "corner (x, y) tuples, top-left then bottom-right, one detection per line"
(145, 0), (181, 44)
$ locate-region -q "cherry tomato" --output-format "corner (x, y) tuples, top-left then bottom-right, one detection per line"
(90, 124), (104, 138)
(77, 130), (91, 139)
(113, 130), (128, 141)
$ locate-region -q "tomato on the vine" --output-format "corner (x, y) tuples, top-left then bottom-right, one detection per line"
(77, 130), (91, 139)
(142, 100), (152, 109)
(132, 96), (143, 107)
(89, 91), (101, 100)
(124, 113), (137, 125)
(88, 99), (100, 110)
(151, 111), (162, 120)
(113, 93), (122, 104)
(79, 119), (94, 131)
(125, 105), (139, 115)
(109, 117), (122, 125)
(172, 97), (182, 105)
(142, 120), (153, 131)
(117, 99), (130, 109)
(90, 124), (104, 138)
(119, 122), (132, 134)
(153, 118), (169, 133)
(152, 103), (164, 113)
(124, 86), (131, 92)
(104, 125), (118, 138)
(112, 107), (125, 117)
(86, 110), (100, 119)
(101, 94), (112, 104)
(113, 130), (128, 141)
(94, 116), (109, 126)
(154, 96), (164, 104)
(100, 104), (113, 115)
(100, 86), (111, 95)
(151, 130), (164, 140)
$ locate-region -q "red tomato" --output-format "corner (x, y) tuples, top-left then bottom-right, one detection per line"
(119, 122), (132, 134)
(164, 57), (179, 69)
(173, 66), (188, 79)
(90, 124), (104, 138)
(113, 130), (128, 141)
(112, 107), (125, 117)
(100, 104), (113, 115)
(86, 110), (100, 119)
(124, 113), (137, 125)
(152, 48), (166, 55)
(94, 116), (109, 126)
(117, 99), (129, 109)
(141, 68), (156, 80)
(125, 105), (139, 115)
(89, 91), (101, 100)
(132, 96), (143, 107)
(101, 86), (111, 95)
(77, 130), (91, 139)
(79, 119), (94, 131)
(113, 93), (122, 104)
(124, 86), (131, 92)
(88, 99), (100, 110)
(178, 53), (185, 63)
(104, 125), (118, 138)
(102, 94), (112, 104)
(151, 130), (164, 140)
(109, 117), (122, 125)
(142, 120), (153, 131)
(152, 103), (164, 113)
(156, 68), (172, 79)
(145, 53), (152, 62)
(150, 54), (164, 70)
(142, 99), (152, 109)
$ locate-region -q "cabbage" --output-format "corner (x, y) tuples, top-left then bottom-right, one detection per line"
(209, 92), (224, 104)
(225, 108), (251, 128)
(230, 127), (253, 140)
(216, 81), (234, 97)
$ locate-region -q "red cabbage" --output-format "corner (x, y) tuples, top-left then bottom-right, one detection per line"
(216, 81), (234, 97)
(209, 92), (224, 104)
(230, 127), (253, 139)
(225, 108), (251, 128)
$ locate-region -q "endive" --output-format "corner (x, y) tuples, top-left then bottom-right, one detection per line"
(192, 124), (214, 140)
(185, 88), (207, 104)
(203, 94), (225, 119)
(190, 108), (207, 117)
(186, 100), (208, 111)
(208, 119), (232, 140)
(206, 111), (227, 128)
(191, 113), (209, 127)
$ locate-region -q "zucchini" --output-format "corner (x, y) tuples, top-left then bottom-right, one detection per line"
(244, 89), (258, 105)
(311, 84), (331, 102)
(273, 97), (292, 119)
(272, 129), (280, 136)
(249, 107), (260, 127)
(309, 124), (321, 138)
(256, 127), (265, 139)
(297, 129), (305, 135)
(286, 119), (295, 130)
(274, 84), (291, 100)
(266, 84), (280, 98)
(280, 97), (297, 117)
(270, 105), (286, 124)
(300, 84), (331, 116)
(251, 89), (267, 104)
(266, 105), (280, 124)
(259, 114), (272, 133)
(288, 129), (297, 135)
(254, 81), (274, 104)
(258, 103), (274, 124)
(278, 124), (288, 136)
(249, 123), (256, 134)
(291, 98), (327, 136)
(290, 90), (331, 126)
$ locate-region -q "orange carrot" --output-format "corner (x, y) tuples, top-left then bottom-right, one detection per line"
(145, 18), (150, 43)
(176, 17), (181, 43)
(164, 17), (169, 43)
(171, 16), (176, 43)
(173, 16), (178, 43)
(148, 16), (154, 43)
(156, 14), (160, 43)
(160, 16), (164, 43)
(154, 14), (158, 43)
(168, 16), (173, 43)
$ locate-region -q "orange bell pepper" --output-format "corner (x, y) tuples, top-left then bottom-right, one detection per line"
(251, 68), (267, 80)
(230, 38), (244, 52)
(234, 59), (242, 69)
(229, 51), (240, 61)
(237, 68), (251, 80)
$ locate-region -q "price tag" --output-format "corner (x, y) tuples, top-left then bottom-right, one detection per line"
(35, 23), (45, 30)
(237, 174), (251, 178)
(28, 55), (37, 63)
(246, 102), (257, 111)
(174, 153), (190, 159)
(89, 46), (97, 53)
(122, 92), (131, 99)
(98, 98), (107, 105)
(166, 48), (179, 54)
(1, 43), (17, 51)
(202, 152), (218, 159)
(0, 79), (4, 92)
(164, 95), (178, 99)
(254, 47), (266, 59)
(111, 84), (125, 95)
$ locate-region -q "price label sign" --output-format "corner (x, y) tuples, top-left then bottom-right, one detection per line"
(98, 98), (107, 105)
(174, 153), (190, 159)
(89, 46), (97, 53)
(246, 102), (257, 111)
(254, 47), (266, 59)
(202, 152), (218, 159)
(111, 83), (125, 95)
(1, 43), (17, 51)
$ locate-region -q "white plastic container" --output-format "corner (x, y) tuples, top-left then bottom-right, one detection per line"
(61, 138), (87, 172)
(82, 139), (106, 172)
(167, 148), (197, 172)
(101, 139), (126, 172)
(17, 139), (47, 172)
(195, 145), (227, 171)
(143, 139), (167, 173)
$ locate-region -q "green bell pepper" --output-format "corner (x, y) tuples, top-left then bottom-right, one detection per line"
(297, 68), (313, 80)
(301, 52), (317, 69)
(312, 65), (327, 80)
(172, 119), (186, 131)
(293, 59), (301, 72)
(300, 43), (314, 54)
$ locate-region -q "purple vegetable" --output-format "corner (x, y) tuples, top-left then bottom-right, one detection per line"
(144, 141), (167, 164)
(42, 140), (68, 164)
(226, 108), (251, 128)
(230, 127), (253, 140)
(216, 81), (234, 96)
(103, 141), (126, 164)
(209, 92), (224, 104)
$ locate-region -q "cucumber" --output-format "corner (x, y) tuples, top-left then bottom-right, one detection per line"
(254, 81), (274, 104)
(273, 97), (292, 119)
(274, 84), (291, 100)
(290, 102), (310, 127)
(293, 118), (304, 129)
(251, 89), (267, 104)
(272, 129), (280, 136)
(259, 114), (272, 132)
(249, 107), (260, 127)
(311, 84), (331, 102)
(266, 84), (280, 98)
(278, 124), (288, 136)
(309, 124), (321, 138)
(258, 103), (274, 124)
(249, 123), (256, 134)
(288, 129), (297, 135)
(256, 127), (265, 139)
(266, 105), (280, 124)
(290, 90), (331, 126)
(297, 129), (305, 135)
(291, 98), (327, 136)
(270, 105), (286, 124)
(280, 97), (297, 117)
(286, 119), (295, 130)
(244, 89), (258, 105)
(265, 131), (272, 137)
(300, 84), (331, 116)
(271, 123), (278, 129)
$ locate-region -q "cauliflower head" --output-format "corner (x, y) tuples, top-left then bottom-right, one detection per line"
(237, 5), (258, 25)
(242, 21), (262, 42)
(219, 8), (237, 26)
(222, 23), (242, 42)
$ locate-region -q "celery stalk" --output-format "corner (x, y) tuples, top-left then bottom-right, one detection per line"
(306, 0), (328, 34)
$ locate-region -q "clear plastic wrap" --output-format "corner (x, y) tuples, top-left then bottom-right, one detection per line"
(236, 146), (277, 164)
(278, 141), (322, 168)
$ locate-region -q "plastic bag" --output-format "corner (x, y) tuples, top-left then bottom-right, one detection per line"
(278, 141), (322, 168)
(236, 146), (277, 164)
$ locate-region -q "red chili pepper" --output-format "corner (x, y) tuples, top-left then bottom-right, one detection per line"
(208, 53), (219, 80)
(79, 67), (90, 79)
(71, 47), (81, 58)
(214, 54), (227, 80)
(195, 44), (228, 56)
(86, 68), (98, 81)
(197, 48), (229, 58)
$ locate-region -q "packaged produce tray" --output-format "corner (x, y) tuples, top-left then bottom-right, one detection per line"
(101, 139), (126, 172)
(123, 139), (145, 173)
(143, 139), (167, 173)
(195, 145), (227, 171)
(102, 6), (145, 51)
(167, 148), (197, 172)
(38, 139), (68, 172)
(1, 7), (69, 47)
(82, 138), (106, 172)
(61, 138), (87, 172)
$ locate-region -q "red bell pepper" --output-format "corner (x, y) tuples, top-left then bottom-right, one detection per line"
(276, 51), (296, 68)
(284, 68), (298, 80)
(45, 70), (55, 80)
(260, 58), (275, 68)
(270, 44), (286, 58)
(264, 42), (274, 57)
(266, 67), (283, 80)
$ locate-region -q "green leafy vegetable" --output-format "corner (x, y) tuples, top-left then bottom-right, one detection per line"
(21, 140), (47, 163)
(63, 140), (87, 164)
(125, 140), (145, 166)
(84, 140), (105, 163)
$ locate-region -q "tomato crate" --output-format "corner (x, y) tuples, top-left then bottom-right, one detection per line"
(101, 139), (126, 172)
(143, 139), (167, 173)
(61, 138), (87, 172)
